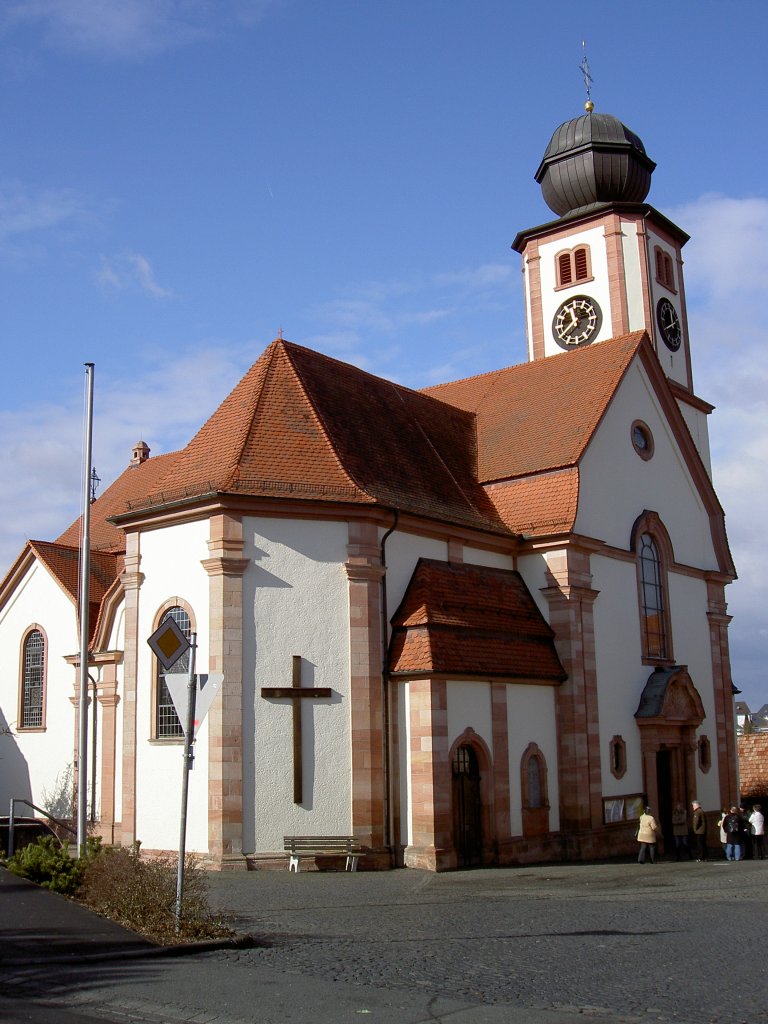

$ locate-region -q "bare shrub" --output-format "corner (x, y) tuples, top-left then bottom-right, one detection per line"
(78, 844), (232, 944)
(41, 763), (75, 821)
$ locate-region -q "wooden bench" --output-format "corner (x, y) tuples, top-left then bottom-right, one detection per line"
(283, 835), (363, 872)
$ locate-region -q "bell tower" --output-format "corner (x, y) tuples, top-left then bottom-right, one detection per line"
(512, 106), (694, 397)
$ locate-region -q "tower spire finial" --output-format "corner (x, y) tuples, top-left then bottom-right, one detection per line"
(579, 41), (594, 113)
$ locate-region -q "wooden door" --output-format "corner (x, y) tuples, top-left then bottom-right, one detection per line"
(452, 744), (482, 868)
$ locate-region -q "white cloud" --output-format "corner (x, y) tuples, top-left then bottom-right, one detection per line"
(0, 0), (278, 59)
(310, 260), (517, 383)
(96, 252), (173, 298)
(0, 342), (253, 572)
(672, 194), (768, 705)
(0, 181), (89, 263)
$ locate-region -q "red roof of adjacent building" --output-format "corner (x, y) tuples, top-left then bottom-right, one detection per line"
(388, 558), (566, 681)
(738, 735), (768, 798)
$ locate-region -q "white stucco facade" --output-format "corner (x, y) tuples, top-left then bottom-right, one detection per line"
(243, 517), (351, 852)
(0, 564), (78, 815)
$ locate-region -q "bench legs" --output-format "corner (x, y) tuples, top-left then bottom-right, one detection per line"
(287, 854), (360, 872)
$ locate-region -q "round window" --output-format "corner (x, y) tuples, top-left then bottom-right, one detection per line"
(631, 420), (654, 460)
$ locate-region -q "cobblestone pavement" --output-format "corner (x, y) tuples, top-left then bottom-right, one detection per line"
(203, 859), (768, 1023)
(2, 858), (767, 1024)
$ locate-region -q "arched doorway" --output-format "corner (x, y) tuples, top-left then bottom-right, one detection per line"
(635, 667), (705, 854)
(452, 744), (482, 868)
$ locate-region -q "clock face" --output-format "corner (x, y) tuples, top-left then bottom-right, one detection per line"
(656, 298), (682, 351)
(552, 295), (603, 349)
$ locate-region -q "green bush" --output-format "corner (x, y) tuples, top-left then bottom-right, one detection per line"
(7, 835), (98, 895)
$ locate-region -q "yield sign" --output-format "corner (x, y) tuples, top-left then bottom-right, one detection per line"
(163, 672), (224, 739)
(147, 618), (190, 671)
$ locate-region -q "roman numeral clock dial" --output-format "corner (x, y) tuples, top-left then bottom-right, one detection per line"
(552, 295), (603, 349)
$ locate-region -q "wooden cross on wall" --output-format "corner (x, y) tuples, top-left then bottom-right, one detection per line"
(260, 655), (332, 804)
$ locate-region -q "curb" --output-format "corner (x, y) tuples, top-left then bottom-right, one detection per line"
(1, 932), (268, 968)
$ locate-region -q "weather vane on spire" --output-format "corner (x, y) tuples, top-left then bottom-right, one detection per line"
(579, 41), (594, 113)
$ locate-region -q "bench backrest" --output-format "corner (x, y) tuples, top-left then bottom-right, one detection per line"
(284, 835), (359, 853)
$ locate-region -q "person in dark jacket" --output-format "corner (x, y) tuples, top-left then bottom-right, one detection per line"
(739, 806), (753, 859)
(691, 800), (707, 861)
(723, 807), (744, 861)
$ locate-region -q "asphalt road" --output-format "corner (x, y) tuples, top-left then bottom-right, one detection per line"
(1, 857), (766, 1024)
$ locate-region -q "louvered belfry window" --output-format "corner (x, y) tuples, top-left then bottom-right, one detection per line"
(655, 246), (675, 291)
(21, 629), (45, 728)
(556, 245), (591, 288)
(558, 252), (573, 285)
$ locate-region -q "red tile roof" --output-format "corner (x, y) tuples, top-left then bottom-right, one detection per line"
(424, 332), (645, 482)
(484, 469), (580, 536)
(388, 558), (566, 681)
(125, 339), (508, 534)
(27, 541), (120, 641)
(738, 735), (768, 797)
(56, 451), (180, 553)
(54, 335), (647, 557)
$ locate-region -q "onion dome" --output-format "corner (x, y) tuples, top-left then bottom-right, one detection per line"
(535, 111), (656, 217)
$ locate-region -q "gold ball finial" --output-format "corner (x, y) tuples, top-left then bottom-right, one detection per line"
(585, 99), (594, 113)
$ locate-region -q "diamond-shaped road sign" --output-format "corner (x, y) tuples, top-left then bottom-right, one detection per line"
(163, 672), (224, 739)
(147, 617), (190, 672)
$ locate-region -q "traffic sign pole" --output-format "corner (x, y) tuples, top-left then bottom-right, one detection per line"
(175, 631), (197, 932)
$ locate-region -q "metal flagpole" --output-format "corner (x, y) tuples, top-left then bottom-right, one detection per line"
(77, 363), (95, 856)
(175, 632), (197, 932)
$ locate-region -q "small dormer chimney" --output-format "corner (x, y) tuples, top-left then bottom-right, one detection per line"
(130, 440), (150, 466)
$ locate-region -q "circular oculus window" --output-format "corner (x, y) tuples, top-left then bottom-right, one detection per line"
(631, 420), (654, 460)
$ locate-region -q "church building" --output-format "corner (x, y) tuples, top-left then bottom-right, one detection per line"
(0, 105), (738, 870)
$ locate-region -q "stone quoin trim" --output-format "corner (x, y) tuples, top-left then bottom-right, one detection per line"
(119, 532), (143, 848)
(204, 512), (248, 869)
(345, 520), (387, 856)
(605, 213), (630, 336)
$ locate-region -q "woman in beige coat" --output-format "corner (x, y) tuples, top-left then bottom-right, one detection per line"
(637, 807), (659, 863)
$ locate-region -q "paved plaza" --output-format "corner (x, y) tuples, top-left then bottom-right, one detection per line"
(1, 857), (767, 1024)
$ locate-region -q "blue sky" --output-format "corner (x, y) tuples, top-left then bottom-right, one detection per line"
(1, 1), (766, 706)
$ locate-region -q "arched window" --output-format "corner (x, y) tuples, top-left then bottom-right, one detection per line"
(632, 512), (674, 664)
(639, 534), (667, 659)
(20, 628), (46, 729)
(155, 605), (191, 738)
(556, 245), (592, 288)
(520, 743), (550, 836)
(526, 754), (543, 808)
(654, 246), (676, 292)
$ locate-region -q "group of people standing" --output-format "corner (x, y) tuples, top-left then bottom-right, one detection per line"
(717, 804), (764, 861)
(635, 801), (765, 863)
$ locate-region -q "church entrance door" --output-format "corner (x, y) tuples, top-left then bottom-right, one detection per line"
(656, 749), (674, 851)
(452, 744), (482, 868)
